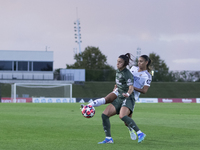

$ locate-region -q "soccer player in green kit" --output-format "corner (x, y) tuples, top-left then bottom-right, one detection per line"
(98, 53), (146, 144)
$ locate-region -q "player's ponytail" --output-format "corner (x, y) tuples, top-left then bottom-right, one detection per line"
(140, 55), (151, 72)
(119, 53), (133, 67)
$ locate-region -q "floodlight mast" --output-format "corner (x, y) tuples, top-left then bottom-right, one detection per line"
(74, 8), (82, 54)
(136, 47), (141, 59)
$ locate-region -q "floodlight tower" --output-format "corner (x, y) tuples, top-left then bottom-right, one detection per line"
(136, 47), (141, 59)
(74, 18), (82, 54)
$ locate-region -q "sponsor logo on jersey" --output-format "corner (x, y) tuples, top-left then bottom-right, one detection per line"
(134, 76), (140, 81)
(116, 79), (122, 85)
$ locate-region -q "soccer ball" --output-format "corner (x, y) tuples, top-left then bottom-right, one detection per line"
(81, 105), (95, 118)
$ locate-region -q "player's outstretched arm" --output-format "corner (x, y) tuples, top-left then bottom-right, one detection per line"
(122, 85), (134, 97)
(134, 86), (149, 94)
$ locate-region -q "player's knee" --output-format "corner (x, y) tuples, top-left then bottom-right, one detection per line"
(102, 113), (109, 120)
(119, 114), (125, 119)
(102, 109), (109, 116)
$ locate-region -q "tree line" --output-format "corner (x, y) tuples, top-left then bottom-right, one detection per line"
(55, 46), (200, 82)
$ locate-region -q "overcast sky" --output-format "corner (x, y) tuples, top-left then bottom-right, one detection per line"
(0, 0), (200, 71)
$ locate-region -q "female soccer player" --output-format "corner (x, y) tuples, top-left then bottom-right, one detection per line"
(83, 54), (152, 141)
(97, 53), (146, 144)
(129, 55), (152, 102)
(88, 55), (152, 106)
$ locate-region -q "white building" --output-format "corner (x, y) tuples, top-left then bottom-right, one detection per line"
(0, 50), (54, 80)
(60, 69), (85, 82)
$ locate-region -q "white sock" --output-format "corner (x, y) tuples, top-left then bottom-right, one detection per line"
(88, 98), (105, 107)
(137, 130), (142, 135)
(106, 136), (112, 139)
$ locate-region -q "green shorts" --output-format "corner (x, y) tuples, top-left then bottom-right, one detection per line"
(111, 95), (135, 115)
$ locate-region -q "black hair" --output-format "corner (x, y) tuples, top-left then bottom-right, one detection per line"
(119, 53), (133, 67)
(140, 55), (151, 72)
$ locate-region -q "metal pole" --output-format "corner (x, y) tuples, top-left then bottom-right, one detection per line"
(14, 83), (16, 103)
(0, 83), (1, 102)
(70, 84), (72, 102)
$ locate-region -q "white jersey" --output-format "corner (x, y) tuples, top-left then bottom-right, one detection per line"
(129, 66), (152, 101)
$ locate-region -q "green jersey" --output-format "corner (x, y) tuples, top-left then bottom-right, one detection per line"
(115, 68), (134, 98)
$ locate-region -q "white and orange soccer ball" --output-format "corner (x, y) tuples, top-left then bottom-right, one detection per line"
(81, 105), (95, 118)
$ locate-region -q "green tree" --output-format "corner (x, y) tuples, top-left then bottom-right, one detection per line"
(53, 68), (61, 80)
(66, 46), (115, 81)
(149, 52), (171, 82)
(67, 46), (114, 69)
(172, 70), (200, 82)
(148, 53), (200, 82)
(132, 53), (200, 82)
(133, 57), (138, 67)
(149, 52), (168, 72)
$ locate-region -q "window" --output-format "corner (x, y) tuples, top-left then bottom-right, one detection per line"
(14, 61), (17, 71)
(0, 61), (53, 71)
(29, 62), (32, 71)
(33, 62), (53, 71)
(0, 61), (12, 70)
(18, 61), (28, 71)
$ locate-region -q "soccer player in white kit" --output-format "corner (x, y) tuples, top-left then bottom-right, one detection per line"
(129, 59), (152, 103)
(82, 55), (152, 142)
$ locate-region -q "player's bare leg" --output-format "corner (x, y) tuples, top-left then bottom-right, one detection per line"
(87, 88), (118, 107)
(105, 92), (117, 104)
(80, 88), (117, 113)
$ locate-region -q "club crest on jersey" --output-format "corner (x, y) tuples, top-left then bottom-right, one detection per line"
(147, 79), (151, 85)
(140, 74), (142, 76)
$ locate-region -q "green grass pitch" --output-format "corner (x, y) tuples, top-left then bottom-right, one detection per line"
(0, 103), (199, 150)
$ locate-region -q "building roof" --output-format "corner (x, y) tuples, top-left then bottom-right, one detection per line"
(0, 50), (53, 61)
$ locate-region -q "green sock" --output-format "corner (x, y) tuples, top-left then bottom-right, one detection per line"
(102, 114), (111, 137)
(121, 116), (140, 132)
